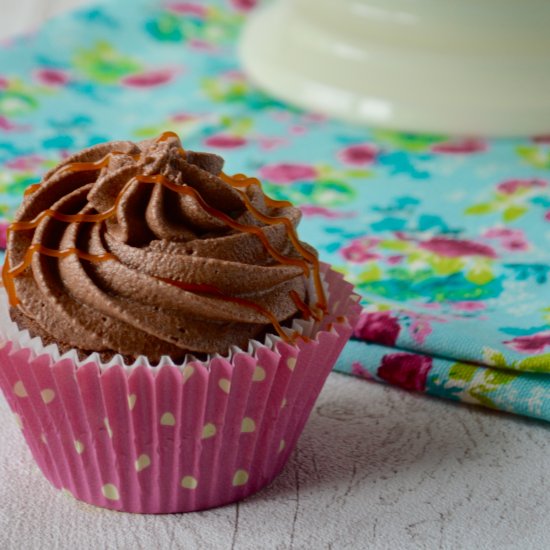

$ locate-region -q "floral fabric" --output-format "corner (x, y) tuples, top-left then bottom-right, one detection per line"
(1, 0), (549, 420)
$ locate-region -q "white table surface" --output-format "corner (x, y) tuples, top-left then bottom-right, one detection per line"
(0, 2), (549, 549)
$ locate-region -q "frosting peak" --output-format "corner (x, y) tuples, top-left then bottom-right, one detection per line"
(4, 134), (320, 361)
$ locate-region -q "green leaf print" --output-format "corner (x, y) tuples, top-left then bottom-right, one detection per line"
(502, 204), (528, 222)
(220, 116), (253, 135)
(145, 7), (242, 44)
(0, 90), (39, 117)
(465, 203), (494, 215)
(74, 42), (142, 84)
(449, 363), (477, 382)
(482, 347), (510, 368)
(516, 354), (550, 373)
(517, 145), (550, 170)
(372, 129), (446, 153)
(358, 264), (382, 283)
(469, 389), (498, 410)
(263, 180), (356, 207)
(313, 181), (356, 206)
(426, 255), (465, 276)
(378, 240), (410, 252)
(465, 263), (494, 285)
(344, 169), (372, 179)
(440, 361), (518, 410)
(483, 370), (518, 385)
(145, 13), (184, 42)
(0, 174), (40, 196)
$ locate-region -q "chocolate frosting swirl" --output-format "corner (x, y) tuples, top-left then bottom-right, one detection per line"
(5, 136), (314, 361)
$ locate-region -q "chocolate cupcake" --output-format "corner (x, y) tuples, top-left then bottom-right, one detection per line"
(0, 132), (360, 513)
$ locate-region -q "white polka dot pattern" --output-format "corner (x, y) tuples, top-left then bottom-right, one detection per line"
(181, 476), (198, 490)
(160, 412), (176, 426)
(102, 484), (120, 501)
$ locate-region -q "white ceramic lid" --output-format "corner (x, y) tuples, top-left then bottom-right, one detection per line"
(239, 0), (550, 136)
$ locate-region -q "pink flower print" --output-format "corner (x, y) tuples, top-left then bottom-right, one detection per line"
(419, 237), (496, 258)
(223, 70), (245, 81)
(0, 76), (8, 89)
(354, 311), (401, 346)
(504, 332), (550, 354)
(170, 112), (197, 123)
(342, 248), (380, 263)
(497, 178), (547, 195)
(271, 111), (291, 122)
(394, 231), (413, 242)
(483, 227), (522, 239)
(352, 361), (375, 380)
(204, 134), (247, 148)
(0, 116), (23, 132)
(230, 0), (258, 12)
(290, 125), (307, 135)
(341, 237), (380, 263)
(545, 211), (550, 222)
(337, 143), (377, 166)
(533, 135), (550, 144)
(482, 227), (528, 250)
(501, 237), (529, 252)
(451, 301), (486, 311)
(300, 112), (327, 123)
(431, 138), (487, 154)
(409, 319), (432, 344)
(421, 303), (441, 310)
(0, 220), (8, 249)
(122, 68), (180, 88)
(189, 39), (217, 52)
(5, 154), (44, 171)
(34, 68), (70, 87)
(257, 136), (288, 151)
(258, 163), (318, 184)
(377, 353), (432, 392)
(386, 255), (403, 265)
(0, 117), (31, 132)
(300, 205), (352, 219)
(166, 2), (208, 17)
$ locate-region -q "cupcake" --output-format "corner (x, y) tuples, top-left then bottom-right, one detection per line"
(0, 132), (360, 513)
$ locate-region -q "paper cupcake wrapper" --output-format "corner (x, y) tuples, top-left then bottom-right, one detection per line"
(0, 264), (360, 513)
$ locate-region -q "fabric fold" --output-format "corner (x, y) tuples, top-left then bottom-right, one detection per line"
(335, 340), (550, 421)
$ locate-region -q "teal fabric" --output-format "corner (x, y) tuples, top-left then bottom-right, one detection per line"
(339, 341), (550, 421)
(1, 0), (549, 420)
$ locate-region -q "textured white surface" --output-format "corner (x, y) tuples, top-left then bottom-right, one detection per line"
(1, 374), (550, 550)
(0, 2), (549, 549)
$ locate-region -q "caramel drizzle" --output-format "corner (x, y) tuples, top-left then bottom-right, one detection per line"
(289, 289), (323, 323)
(157, 131), (180, 143)
(4, 132), (325, 341)
(220, 172), (292, 209)
(137, 174), (309, 275)
(4, 148), (138, 306)
(3, 171), (139, 306)
(235, 187), (326, 314)
(22, 151), (142, 197)
(7, 207), (115, 232)
(220, 171), (326, 314)
(2, 245), (113, 307)
(289, 290), (311, 320)
(23, 183), (42, 197)
(8, 245), (114, 278)
(158, 278), (291, 342)
(157, 130), (186, 158)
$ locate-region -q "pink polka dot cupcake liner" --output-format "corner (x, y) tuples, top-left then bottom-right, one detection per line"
(0, 264), (360, 514)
